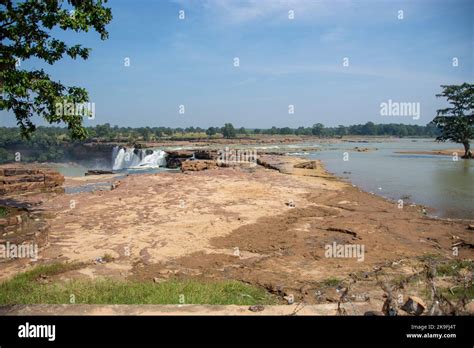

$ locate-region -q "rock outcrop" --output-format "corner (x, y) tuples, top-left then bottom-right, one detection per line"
(166, 150), (194, 169)
(0, 165), (64, 196)
(194, 150), (219, 160)
(181, 160), (217, 172)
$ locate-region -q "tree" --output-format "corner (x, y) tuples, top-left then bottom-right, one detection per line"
(279, 127), (293, 135)
(95, 123), (111, 139)
(362, 121), (376, 136)
(336, 125), (347, 137)
(238, 127), (247, 135)
(0, 0), (112, 139)
(222, 123), (236, 138)
(206, 127), (217, 136)
(312, 123), (325, 137)
(431, 83), (474, 158)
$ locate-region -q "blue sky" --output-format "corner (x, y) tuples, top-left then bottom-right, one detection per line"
(1, 0), (473, 128)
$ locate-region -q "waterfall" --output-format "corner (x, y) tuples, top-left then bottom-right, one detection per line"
(112, 146), (167, 170)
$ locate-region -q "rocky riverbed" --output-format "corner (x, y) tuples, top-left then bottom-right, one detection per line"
(0, 155), (473, 314)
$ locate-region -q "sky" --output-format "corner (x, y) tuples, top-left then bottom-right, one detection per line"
(1, 0), (473, 129)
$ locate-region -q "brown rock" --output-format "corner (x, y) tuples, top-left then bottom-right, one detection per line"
(166, 150), (194, 158)
(181, 160), (217, 172)
(465, 301), (474, 314)
(401, 296), (426, 316)
(111, 181), (121, 190)
(294, 161), (318, 169)
(166, 151), (194, 169)
(85, 170), (114, 176)
(194, 150), (218, 160)
(1, 174), (45, 184)
(3, 168), (39, 176)
(248, 305), (265, 312)
(0, 165), (64, 196)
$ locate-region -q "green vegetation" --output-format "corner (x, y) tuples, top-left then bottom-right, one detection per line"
(222, 123), (237, 138)
(0, 206), (9, 218)
(418, 253), (445, 262)
(0, 122), (442, 164)
(0, 263), (277, 305)
(205, 126), (218, 136)
(437, 259), (474, 301)
(1, 0), (112, 139)
(320, 277), (342, 287)
(418, 259), (473, 302)
(436, 259), (473, 277)
(441, 283), (474, 301)
(431, 83), (474, 159)
(101, 253), (115, 263)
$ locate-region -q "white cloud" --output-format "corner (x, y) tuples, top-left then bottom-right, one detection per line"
(173, 0), (352, 23)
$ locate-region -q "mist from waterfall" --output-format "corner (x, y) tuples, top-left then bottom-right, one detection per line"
(112, 146), (167, 170)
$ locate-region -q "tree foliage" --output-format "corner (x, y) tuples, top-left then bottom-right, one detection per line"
(0, 0), (112, 139)
(431, 83), (474, 158)
(206, 127), (217, 136)
(222, 123), (236, 138)
(0, 122), (443, 164)
(311, 123), (324, 136)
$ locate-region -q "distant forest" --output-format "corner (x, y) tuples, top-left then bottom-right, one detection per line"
(0, 122), (439, 163)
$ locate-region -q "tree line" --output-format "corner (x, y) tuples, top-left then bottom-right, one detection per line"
(0, 122), (440, 143)
(0, 122), (440, 164)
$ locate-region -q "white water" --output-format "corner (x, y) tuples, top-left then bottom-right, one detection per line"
(112, 146), (167, 170)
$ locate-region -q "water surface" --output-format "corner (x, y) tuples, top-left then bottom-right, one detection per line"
(301, 139), (473, 219)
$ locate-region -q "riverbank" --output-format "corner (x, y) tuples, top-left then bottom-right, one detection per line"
(395, 148), (466, 157)
(0, 154), (472, 314)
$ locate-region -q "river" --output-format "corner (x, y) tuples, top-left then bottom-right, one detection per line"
(302, 139), (473, 220)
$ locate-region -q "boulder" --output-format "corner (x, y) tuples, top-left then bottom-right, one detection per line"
(166, 157), (187, 169)
(166, 150), (194, 169)
(401, 296), (426, 316)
